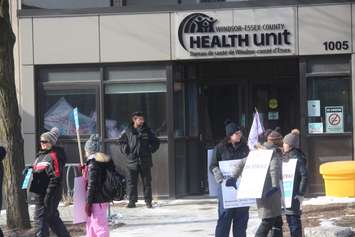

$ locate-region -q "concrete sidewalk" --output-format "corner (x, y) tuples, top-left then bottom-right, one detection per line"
(82, 198), (261, 237)
(3, 196), (354, 237)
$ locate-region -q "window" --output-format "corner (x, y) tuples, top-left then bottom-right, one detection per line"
(104, 66), (167, 138)
(21, 0), (348, 10)
(307, 77), (352, 134)
(22, 0), (111, 9)
(38, 65), (167, 139)
(174, 82), (185, 137)
(38, 68), (100, 137)
(41, 89), (97, 136)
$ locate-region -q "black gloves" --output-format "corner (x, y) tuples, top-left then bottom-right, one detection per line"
(265, 187), (279, 198)
(225, 177), (238, 190)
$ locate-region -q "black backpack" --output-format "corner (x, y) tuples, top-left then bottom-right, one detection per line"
(102, 165), (125, 201)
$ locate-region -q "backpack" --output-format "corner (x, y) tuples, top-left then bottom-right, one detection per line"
(102, 165), (125, 201)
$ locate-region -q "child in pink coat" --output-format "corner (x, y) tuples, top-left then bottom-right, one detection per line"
(84, 134), (111, 237)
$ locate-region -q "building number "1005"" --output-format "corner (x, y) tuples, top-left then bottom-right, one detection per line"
(323, 41), (349, 51)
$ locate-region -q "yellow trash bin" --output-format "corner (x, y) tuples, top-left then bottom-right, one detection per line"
(320, 161), (355, 197)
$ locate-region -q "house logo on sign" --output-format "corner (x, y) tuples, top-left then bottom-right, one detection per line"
(178, 13), (217, 50)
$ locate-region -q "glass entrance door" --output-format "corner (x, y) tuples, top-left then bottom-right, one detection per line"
(199, 82), (246, 146)
(252, 83), (300, 135)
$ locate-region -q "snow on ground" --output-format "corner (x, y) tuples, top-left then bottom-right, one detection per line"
(303, 196), (355, 206)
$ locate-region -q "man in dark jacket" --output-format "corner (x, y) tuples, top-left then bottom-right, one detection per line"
(30, 127), (70, 237)
(283, 129), (308, 237)
(209, 120), (250, 237)
(0, 146), (6, 237)
(118, 112), (160, 208)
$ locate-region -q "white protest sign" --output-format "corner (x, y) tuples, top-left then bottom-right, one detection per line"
(325, 106), (344, 133)
(207, 149), (218, 197)
(237, 150), (273, 199)
(282, 159), (297, 208)
(219, 160), (256, 209)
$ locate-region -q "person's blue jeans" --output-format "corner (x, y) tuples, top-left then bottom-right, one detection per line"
(215, 185), (249, 237)
(286, 214), (302, 237)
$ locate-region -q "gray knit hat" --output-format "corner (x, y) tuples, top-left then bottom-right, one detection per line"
(283, 129), (300, 148)
(85, 134), (100, 155)
(41, 127), (60, 145)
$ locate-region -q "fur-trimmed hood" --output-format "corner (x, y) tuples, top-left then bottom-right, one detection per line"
(94, 152), (111, 163)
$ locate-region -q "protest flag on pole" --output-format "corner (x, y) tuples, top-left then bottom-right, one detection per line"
(73, 107), (87, 224)
(73, 107), (84, 166)
(247, 109), (264, 150)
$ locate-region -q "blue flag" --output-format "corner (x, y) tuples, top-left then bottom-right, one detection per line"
(73, 107), (79, 130)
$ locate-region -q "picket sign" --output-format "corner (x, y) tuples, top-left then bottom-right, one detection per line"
(237, 150), (273, 199)
(219, 160), (256, 209)
(282, 159), (297, 208)
(73, 176), (87, 224)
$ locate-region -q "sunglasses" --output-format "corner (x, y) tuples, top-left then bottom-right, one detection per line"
(40, 140), (50, 144)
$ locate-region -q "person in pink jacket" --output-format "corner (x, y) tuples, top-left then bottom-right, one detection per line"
(84, 134), (111, 237)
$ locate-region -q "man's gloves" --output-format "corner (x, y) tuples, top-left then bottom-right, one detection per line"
(212, 167), (224, 183)
(226, 177), (238, 190)
(265, 187), (279, 198)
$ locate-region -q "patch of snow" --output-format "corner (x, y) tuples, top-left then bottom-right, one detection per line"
(303, 196), (355, 206)
(319, 219), (336, 227)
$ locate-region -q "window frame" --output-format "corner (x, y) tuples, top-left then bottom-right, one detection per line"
(103, 66), (168, 141)
(305, 74), (353, 136)
(19, 0), (349, 17)
(37, 82), (101, 141)
(36, 63), (169, 144)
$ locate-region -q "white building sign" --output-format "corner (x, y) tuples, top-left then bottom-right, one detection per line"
(174, 7), (296, 59)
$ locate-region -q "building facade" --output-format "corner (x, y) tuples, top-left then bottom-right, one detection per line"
(15, 0), (355, 198)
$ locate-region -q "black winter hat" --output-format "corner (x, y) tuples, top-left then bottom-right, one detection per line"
(131, 111), (145, 118)
(224, 119), (241, 137)
(0, 146), (6, 160)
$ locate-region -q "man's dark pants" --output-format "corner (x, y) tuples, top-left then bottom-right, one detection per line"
(127, 165), (152, 203)
(215, 185), (249, 237)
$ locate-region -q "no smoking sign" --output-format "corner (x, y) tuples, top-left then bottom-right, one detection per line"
(328, 113), (341, 125)
(325, 106), (344, 133)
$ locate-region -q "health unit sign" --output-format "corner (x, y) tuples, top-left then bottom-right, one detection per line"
(174, 7), (296, 59)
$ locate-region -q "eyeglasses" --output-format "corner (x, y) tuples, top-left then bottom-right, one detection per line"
(40, 140), (49, 144)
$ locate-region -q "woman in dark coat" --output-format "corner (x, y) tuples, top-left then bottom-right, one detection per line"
(255, 131), (284, 237)
(29, 127), (70, 237)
